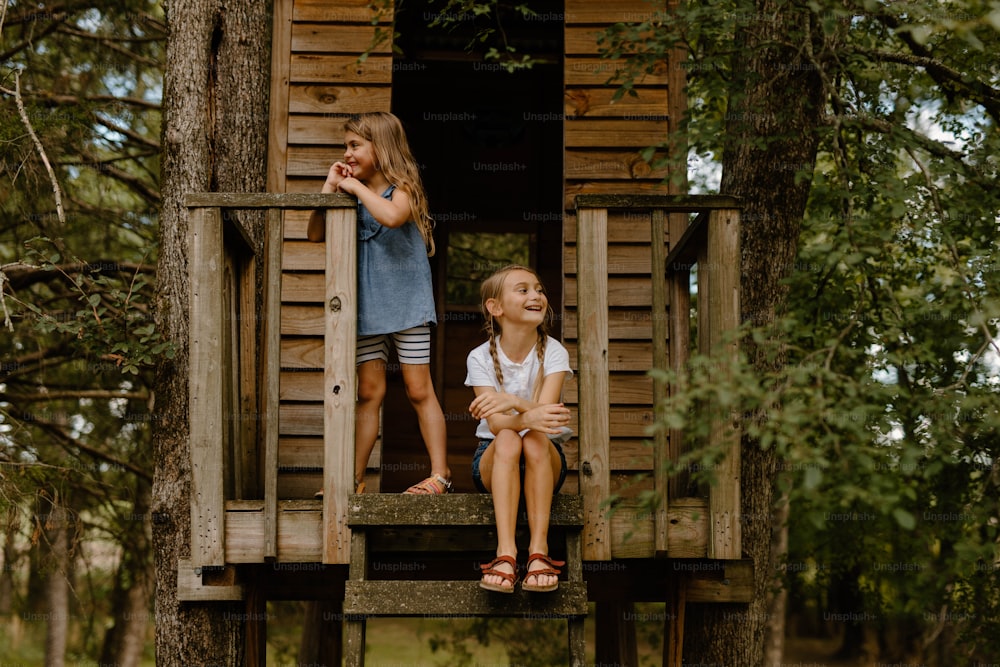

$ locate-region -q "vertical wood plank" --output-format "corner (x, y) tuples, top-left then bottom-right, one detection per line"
(262, 208), (283, 559)
(267, 0), (292, 193)
(706, 208), (741, 560)
(576, 205), (611, 561)
(667, 216), (691, 502)
(238, 248), (259, 498)
(189, 206), (226, 567)
(650, 208), (669, 555)
(323, 206), (357, 564)
(664, 571), (687, 666)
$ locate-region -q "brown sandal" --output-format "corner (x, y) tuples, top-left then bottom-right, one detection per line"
(521, 553), (564, 593)
(479, 555), (518, 593)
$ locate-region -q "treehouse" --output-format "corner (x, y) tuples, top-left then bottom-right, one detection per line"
(180, 1), (749, 665)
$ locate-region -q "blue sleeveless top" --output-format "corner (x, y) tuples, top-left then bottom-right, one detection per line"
(356, 185), (437, 335)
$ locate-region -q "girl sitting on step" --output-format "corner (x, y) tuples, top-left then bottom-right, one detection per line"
(465, 265), (574, 593)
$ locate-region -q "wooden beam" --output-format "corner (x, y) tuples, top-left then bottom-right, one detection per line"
(667, 214), (691, 501)
(576, 205), (612, 561)
(177, 559), (243, 602)
(323, 206), (356, 564)
(575, 194), (740, 212)
(650, 208), (670, 555)
(706, 209), (742, 560)
(261, 208), (282, 559)
(266, 0), (292, 193)
(347, 494), (583, 527)
(189, 206), (226, 568)
(343, 581), (588, 616)
(184, 192), (355, 209)
(665, 570), (687, 666)
(663, 211), (707, 270)
(684, 559), (753, 603)
(222, 495), (714, 563)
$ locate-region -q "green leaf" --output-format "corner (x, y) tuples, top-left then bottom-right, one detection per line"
(892, 508), (916, 531)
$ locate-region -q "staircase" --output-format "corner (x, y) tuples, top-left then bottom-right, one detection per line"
(342, 493), (588, 666)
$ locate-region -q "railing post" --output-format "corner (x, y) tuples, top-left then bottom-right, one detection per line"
(323, 206), (357, 564)
(649, 208), (670, 556)
(576, 204), (612, 561)
(189, 206), (226, 568)
(706, 208), (741, 559)
(261, 208), (283, 560)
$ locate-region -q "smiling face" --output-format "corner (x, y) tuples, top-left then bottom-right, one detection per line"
(343, 130), (377, 182)
(488, 268), (549, 327)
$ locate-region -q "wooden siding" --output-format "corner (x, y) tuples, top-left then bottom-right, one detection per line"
(562, 0), (680, 559)
(261, 1), (709, 559)
(269, 0), (393, 498)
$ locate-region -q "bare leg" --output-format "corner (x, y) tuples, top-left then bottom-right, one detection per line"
(399, 363), (449, 481)
(479, 430), (522, 590)
(522, 431), (562, 590)
(355, 359), (387, 486)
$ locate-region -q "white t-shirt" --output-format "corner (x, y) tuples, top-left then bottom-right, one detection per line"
(465, 335), (574, 441)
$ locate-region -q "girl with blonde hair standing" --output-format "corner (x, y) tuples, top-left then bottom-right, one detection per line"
(309, 111), (449, 495)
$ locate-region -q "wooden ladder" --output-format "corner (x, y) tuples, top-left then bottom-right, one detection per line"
(342, 494), (588, 666)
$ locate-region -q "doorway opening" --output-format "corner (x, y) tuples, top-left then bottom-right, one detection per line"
(382, 1), (565, 491)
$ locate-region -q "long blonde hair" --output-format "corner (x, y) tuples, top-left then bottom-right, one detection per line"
(480, 265), (554, 403)
(344, 112), (435, 256)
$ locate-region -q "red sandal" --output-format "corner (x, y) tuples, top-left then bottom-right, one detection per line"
(480, 555), (518, 593)
(521, 553), (564, 593)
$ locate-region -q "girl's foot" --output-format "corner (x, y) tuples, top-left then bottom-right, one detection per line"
(403, 474), (451, 495)
(521, 553), (564, 593)
(480, 554), (518, 593)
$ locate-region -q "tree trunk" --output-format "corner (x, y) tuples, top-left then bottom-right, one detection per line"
(153, 0), (271, 664)
(0, 506), (18, 615)
(99, 480), (154, 667)
(42, 497), (71, 667)
(764, 489), (790, 666)
(683, 1), (826, 664)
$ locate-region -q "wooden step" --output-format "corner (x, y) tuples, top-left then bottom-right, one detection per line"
(347, 493), (584, 527)
(343, 580), (589, 617)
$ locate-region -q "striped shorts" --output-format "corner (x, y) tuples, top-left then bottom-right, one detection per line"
(356, 325), (432, 366)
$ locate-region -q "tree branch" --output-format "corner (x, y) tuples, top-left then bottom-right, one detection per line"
(3, 261), (154, 291)
(870, 12), (1000, 124)
(3, 404), (152, 482)
(1, 73), (66, 225)
(822, 112), (970, 165)
(2, 389), (150, 402)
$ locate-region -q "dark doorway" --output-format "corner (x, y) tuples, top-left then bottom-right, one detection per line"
(381, 1), (564, 492)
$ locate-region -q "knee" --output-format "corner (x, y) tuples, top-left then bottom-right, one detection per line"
(357, 376), (386, 404)
(522, 432), (551, 465)
(492, 431), (523, 463)
(404, 375), (433, 404)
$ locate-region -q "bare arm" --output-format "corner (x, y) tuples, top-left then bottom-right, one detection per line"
(338, 177), (411, 229)
(307, 162), (352, 241)
(470, 372), (570, 435)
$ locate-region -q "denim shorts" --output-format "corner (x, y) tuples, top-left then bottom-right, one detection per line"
(471, 437), (568, 494)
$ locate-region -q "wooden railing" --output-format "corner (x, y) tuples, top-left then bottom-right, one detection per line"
(183, 190), (743, 585)
(574, 194), (742, 561)
(186, 192), (358, 570)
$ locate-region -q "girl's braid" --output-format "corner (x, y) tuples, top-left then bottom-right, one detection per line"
(486, 318), (504, 391)
(530, 330), (547, 403)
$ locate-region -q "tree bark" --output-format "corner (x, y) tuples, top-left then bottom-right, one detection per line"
(683, 1), (826, 664)
(99, 480), (154, 667)
(153, 0), (271, 664)
(42, 497), (71, 667)
(764, 489), (790, 666)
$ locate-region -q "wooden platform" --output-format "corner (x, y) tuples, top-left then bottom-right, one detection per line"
(220, 494), (713, 563)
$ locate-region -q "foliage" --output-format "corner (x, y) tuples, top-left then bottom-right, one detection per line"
(595, 0), (1000, 660)
(1, 1), (165, 663)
